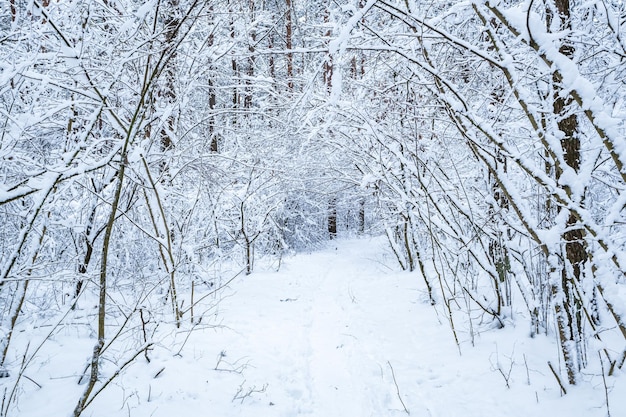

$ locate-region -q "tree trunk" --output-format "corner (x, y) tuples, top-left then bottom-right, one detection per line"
(323, 5), (333, 92)
(358, 198), (365, 234)
(230, 9), (239, 110)
(286, 0), (293, 90)
(244, 0), (255, 109)
(488, 150), (511, 315)
(207, 6), (218, 153)
(549, 0), (586, 385)
(328, 198), (337, 239)
(160, 0), (180, 156)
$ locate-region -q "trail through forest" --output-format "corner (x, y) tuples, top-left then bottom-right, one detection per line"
(5, 2), (626, 416)
(18, 236), (617, 417)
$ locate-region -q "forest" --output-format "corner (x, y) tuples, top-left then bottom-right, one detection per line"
(2, 0), (626, 415)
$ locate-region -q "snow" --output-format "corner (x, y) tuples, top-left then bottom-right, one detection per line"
(6, 237), (623, 417)
(135, 0), (156, 21)
(496, 0), (626, 182)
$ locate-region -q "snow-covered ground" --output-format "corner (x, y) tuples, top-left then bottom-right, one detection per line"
(11, 236), (624, 416)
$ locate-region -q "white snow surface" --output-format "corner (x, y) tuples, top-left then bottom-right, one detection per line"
(12, 237), (625, 416)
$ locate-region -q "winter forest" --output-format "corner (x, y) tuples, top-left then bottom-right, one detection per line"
(2, 0), (626, 415)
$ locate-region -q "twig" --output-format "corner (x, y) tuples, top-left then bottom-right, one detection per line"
(547, 361), (567, 395)
(154, 367), (165, 378)
(83, 343), (154, 409)
(21, 375), (42, 389)
(523, 354), (530, 385)
(215, 350), (227, 370)
(175, 321), (202, 357)
(387, 361), (410, 415)
(599, 352), (611, 417)
(180, 268), (245, 315)
(490, 345), (514, 389)
(214, 351), (249, 374)
(191, 280), (195, 324)
(139, 309), (151, 363)
(232, 380), (268, 404)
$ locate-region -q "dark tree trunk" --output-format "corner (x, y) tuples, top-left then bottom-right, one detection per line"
(207, 5), (218, 153)
(286, 0), (293, 90)
(328, 199), (337, 239)
(549, 0), (586, 386)
(323, 5), (333, 92)
(358, 199), (365, 234)
(160, 0), (179, 154)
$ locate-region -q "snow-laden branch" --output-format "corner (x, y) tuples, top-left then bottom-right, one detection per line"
(479, 0), (626, 185)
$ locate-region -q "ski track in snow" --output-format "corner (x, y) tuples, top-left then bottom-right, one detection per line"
(14, 236), (624, 417)
(300, 242), (438, 417)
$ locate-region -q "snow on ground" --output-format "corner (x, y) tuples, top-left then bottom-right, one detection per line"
(11, 236), (625, 416)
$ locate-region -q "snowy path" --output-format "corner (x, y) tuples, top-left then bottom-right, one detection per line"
(185, 238), (445, 417)
(59, 236), (620, 417)
(196, 237), (601, 417)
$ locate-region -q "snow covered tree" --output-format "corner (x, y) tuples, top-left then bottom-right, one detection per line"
(325, 0), (626, 385)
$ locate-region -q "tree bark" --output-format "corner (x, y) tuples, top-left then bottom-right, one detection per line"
(328, 198), (337, 239)
(549, 0), (586, 385)
(286, 0), (293, 90)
